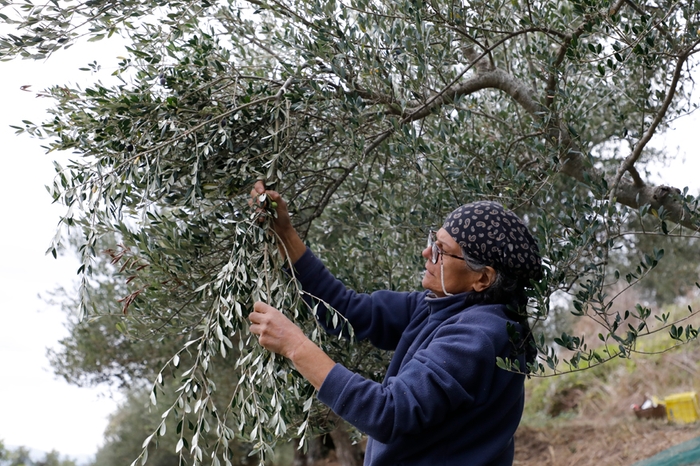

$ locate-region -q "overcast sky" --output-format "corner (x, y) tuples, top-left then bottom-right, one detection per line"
(0, 40), (127, 462)
(0, 35), (698, 464)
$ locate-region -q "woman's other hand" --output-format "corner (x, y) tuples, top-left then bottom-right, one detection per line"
(249, 301), (336, 389)
(249, 301), (307, 359)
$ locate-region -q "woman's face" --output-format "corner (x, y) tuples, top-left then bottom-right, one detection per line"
(421, 228), (491, 297)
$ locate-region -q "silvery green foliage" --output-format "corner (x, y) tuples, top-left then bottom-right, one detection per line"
(4, 0), (700, 463)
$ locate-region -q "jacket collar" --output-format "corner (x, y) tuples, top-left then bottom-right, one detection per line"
(424, 290), (484, 320)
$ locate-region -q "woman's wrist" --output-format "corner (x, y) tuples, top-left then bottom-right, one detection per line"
(275, 229), (306, 264)
(289, 338), (336, 390)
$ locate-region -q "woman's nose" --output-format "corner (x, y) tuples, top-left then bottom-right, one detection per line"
(421, 245), (431, 260)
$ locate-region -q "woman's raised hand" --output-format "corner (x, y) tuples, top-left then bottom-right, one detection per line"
(250, 180), (292, 233)
(250, 180), (307, 263)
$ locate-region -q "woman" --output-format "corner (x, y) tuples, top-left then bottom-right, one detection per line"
(248, 181), (542, 465)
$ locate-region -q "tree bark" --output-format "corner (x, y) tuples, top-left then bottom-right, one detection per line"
(328, 420), (364, 466)
(293, 437), (323, 466)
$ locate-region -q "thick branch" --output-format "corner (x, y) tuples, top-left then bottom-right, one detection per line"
(614, 182), (696, 229)
(610, 43), (697, 199)
(403, 68), (541, 123)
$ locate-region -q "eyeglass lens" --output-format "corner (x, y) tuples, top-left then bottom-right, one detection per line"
(428, 231), (438, 264)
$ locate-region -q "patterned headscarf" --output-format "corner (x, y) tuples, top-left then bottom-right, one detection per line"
(442, 201), (542, 283)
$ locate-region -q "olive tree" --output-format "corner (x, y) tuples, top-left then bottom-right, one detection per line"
(3, 0), (700, 464)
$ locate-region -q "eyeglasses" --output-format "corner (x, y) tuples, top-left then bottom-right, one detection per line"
(427, 230), (464, 264)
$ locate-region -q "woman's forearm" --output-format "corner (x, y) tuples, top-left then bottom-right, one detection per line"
(275, 228), (307, 264)
(289, 338), (336, 390)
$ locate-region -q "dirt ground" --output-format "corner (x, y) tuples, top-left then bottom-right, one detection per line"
(514, 418), (700, 466)
(314, 417), (700, 466)
(313, 382), (700, 466)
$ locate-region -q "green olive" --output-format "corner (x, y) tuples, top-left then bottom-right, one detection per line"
(270, 201), (278, 209)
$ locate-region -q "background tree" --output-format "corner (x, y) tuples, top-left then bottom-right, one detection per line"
(619, 218), (700, 306)
(89, 383), (264, 466)
(0, 441), (77, 466)
(3, 0), (700, 464)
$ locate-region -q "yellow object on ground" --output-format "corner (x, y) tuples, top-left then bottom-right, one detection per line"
(665, 391), (699, 424)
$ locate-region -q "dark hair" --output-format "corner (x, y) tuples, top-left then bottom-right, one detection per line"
(461, 249), (537, 370)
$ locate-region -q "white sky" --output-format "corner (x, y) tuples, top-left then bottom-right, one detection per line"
(0, 34), (698, 464)
(0, 40), (127, 462)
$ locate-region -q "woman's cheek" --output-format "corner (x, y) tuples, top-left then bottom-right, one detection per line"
(421, 272), (436, 291)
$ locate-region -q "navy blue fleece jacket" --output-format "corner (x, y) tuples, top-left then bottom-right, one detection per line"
(293, 249), (527, 466)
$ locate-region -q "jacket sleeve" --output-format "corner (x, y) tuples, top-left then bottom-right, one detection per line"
(292, 248), (421, 351)
(316, 312), (504, 443)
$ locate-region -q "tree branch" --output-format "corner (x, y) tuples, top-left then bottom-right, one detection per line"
(610, 42), (699, 200)
(463, 45), (494, 74)
(545, 0), (626, 108)
(391, 66), (700, 230)
(621, 0), (673, 41)
(297, 162), (360, 237)
(401, 68), (541, 123)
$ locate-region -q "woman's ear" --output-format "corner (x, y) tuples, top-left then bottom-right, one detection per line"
(472, 266), (497, 293)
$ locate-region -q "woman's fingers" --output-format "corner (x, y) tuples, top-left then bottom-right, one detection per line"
(247, 181), (294, 235)
(249, 302), (279, 341)
(249, 301), (270, 327)
(249, 301), (305, 358)
(254, 180), (265, 194)
(249, 181), (279, 211)
(252, 301), (273, 316)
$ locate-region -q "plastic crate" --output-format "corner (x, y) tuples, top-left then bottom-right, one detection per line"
(665, 392), (699, 424)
